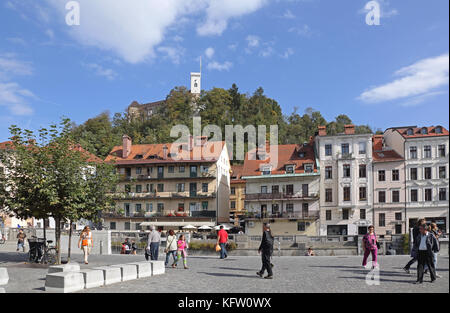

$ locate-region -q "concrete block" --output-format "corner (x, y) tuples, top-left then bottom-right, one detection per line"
(128, 262), (152, 278)
(0, 268), (9, 285)
(48, 263), (80, 274)
(93, 266), (121, 285)
(149, 261), (165, 275)
(45, 272), (85, 293)
(111, 264), (138, 281)
(0, 288), (5, 293)
(79, 269), (104, 289)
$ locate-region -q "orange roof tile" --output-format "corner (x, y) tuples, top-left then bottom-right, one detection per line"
(394, 126), (449, 139)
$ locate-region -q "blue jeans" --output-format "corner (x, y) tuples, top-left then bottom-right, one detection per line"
(425, 252), (438, 271)
(17, 242), (25, 251)
(150, 242), (159, 260)
(165, 250), (177, 266)
(219, 243), (227, 259)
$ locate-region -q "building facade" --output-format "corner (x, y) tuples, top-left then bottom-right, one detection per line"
(372, 135), (406, 236)
(104, 135), (230, 231)
(315, 125), (374, 236)
(242, 143), (320, 236)
(229, 165), (246, 227)
(384, 126), (449, 233)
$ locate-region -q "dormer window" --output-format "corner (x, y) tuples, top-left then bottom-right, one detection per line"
(285, 165), (295, 174)
(134, 154), (143, 159)
(298, 151), (305, 158)
(304, 164), (314, 173)
(261, 166), (271, 175)
(406, 128), (414, 136)
(435, 126), (443, 134)
(421, 127), (428, 135)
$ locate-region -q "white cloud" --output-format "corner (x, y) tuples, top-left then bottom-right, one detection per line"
(157, 46), (185, 65)
(82, 63), (118, 80)
(207, 61), (233, 71)
(0, 82), (35, 115)
(45, 29), (55, 39)
(205, 47), (215, 59)
(173, 35), (184, 42)
(282, 9), (295, 19)
(228, 43), (238, 51)
(358, 54), (449, 104)
(259, 46), (274, 58)
(6, 37), (27, 46)
(289, 25), (312, 37)
(280, 48), (294, 59)
(246, 35), (260, 48)
(0, 53), (33, 78)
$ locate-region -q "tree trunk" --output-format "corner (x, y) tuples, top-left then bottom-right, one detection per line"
(55, 217), (61, 265)
(43, 219), (46, 242)
(67, 220), (73, 262)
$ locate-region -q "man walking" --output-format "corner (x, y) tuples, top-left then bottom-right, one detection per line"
(257, 223), (274, 279)
(403, 218), (426, 274)
(147, 226), (161, 260)
(217, 225), (228, 259)
(414, 224), (438, 284)
(16, 228), (27, 252)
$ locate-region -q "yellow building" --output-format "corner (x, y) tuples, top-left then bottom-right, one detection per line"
(230, 165), (246, 227)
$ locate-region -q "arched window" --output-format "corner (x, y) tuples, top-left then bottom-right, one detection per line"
(421, 127), (428, 135)
(406, 128), (414, 136)
(435, 126), (442, 134)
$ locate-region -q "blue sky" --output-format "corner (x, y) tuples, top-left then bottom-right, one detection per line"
(0, 0), (448, 142)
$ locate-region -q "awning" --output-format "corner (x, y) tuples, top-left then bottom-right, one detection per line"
(139, 221), (215, 227)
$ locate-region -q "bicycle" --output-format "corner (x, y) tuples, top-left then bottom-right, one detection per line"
(0, 235), (5, 244)
(28, 237), (57, 265)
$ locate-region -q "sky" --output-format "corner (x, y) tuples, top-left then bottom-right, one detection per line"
(0, 0), (449, 142)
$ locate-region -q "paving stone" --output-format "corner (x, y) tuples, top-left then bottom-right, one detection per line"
(45, 272), (85, 293)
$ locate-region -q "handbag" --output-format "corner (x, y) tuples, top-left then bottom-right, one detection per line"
(215, 244), (221, 252)
(376, 241), (381, 249)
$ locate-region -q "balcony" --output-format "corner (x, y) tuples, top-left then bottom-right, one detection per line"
(245, 211), (320, 220)
(111, 191), (216, 200)
(101, 210), (216, 219)
(119, 172), (216, 182)
(337, 152), (353, 160)
(245, 192), (319, 201)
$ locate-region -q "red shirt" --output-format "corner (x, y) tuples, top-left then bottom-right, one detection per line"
(218, 229), (228, 243)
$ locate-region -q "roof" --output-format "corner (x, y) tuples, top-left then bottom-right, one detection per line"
(230, 164), (245, 184)
(72, 145), (103, 163)
(128, 100), (165, 110)
(393, 126), (449, 139)
(0, 141), (13, 150)
(105, 141), (226, 165)
(372, 135), (403, 162)
(241, 143), (318, 177)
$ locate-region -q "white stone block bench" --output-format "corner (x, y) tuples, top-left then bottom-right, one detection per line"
(111, 264), (138, 281)
(45, 272), (85, 293)
(93, 266), (121, 285)
(128, 262), (152, 278)
(79, 269), (105, 289)
(48, 263), (80, 274)
(149, 261), (165, 275)
(0, 268), (9, 285)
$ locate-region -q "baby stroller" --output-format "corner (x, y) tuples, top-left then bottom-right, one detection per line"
(28, 237), (45, 263)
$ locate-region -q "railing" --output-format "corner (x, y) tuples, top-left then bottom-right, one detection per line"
(337, 152), (353, 160)
(245, 192), (319, 201)
(102, 210), (216, 219)
(111, 191), (216, 200)
(246, 211), (320, 220)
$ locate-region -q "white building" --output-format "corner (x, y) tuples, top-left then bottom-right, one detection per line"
(315, 125), (374, 236)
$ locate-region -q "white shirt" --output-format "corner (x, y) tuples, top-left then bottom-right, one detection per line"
(419, 232), (428, 251)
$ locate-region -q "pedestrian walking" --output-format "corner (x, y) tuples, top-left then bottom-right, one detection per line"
(257, 223), (274, 279)
(16, 229), (27, 252)
(217, 225), (229, 259)
(173, 234), (188, 269)
(131, 240), (138, 255)
(362, 225), (379, 269)
(121, 238), (131, 254)
(414, 224), (438, 284)
(147, 226), (161, 260)
(78, 226), (93, 264)
(425, 223), (442, 278)
(165, 229), (178, 267)
(305, 247), (315, 256)
(403, 218), (426, 273)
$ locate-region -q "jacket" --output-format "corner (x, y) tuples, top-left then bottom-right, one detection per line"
(259, 230), (274, 254)
(166, 235), (178, 251)
(413, 232), (439, 256)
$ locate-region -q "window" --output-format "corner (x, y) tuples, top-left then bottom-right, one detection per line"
(342, 209), (349, 220)
(125, 184), (131, 193)
(179, 166), (185, 173)
(286, 204), (294, 213)
(439, 188), (447, 201)
(190, 165), (197, 177)
(409, 146), (417, 159)
(124, 203), (130, 216)
(157, 166), (164, 178)
(146, 203), (153, 212)
(359, 142), (366, 154)
(343, 187), (351, 201)
(438, 145), (446, 157)
(435, 126), (443, 134)
(272, 185), (279, 194)
(439, 166), (446, 179)
(297, 222), (306, 232)
(360, 209), (366, 220)
(110, 222), (116, 230)
(302, 203), (309, 217)
(201, 165), (209, 173)
(261, 186), (268, 194)
(341, 143), (350, 155)
(168, 166), (174, 173)
(230, 201), (236, 209)
(135, 204), (142, 212)
(359, 187), (367, 201)
(424, 146), (432, 158)
(325, 189), (333, 202)
(230, 187), (236, 195)
(359, 165), (366, 178)
(379, 191), (386, 203)
(343, 164), (351, 178)
(286, 165), (294, 174)
(392, 190), (400, 203)
(410, 168), (417, 180)
(378, 170), (385, 182)
(411, 189), (418, 202)
(262, 166), (271, 175)
(286, 184), (294, 195)
(395, 224), (402, 234)
(325, 144), (332, 156)
(157, 203), (164, 213)
(178, 203), (185, 212)
(325, 166), (332, 179)
(424, 167), (432, 180)
(177, 183), (185, 192)
(202, 183), (208, 193)
(124, 222), (131, 230)
(304, 164), (314, 173)
(424, 189), (432, 201)
(136, 185), (142, 193)
(136, 167), (142, 174)
(379, 213), (385, 227)
(395, 213), (402, 221)
(392, 169), (399, 181)
(326, 210), (332, 221)
(302, 184), (309, 197)
(421, 127), (428, 135)
(157, 184), (164, 192)
(407, 128), (414, 135)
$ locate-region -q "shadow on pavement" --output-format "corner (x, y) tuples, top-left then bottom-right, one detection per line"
(215, 267), (255, 271)
(198, 272), (259, 279)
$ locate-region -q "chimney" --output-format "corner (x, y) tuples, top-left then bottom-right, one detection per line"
(163, 145), (168, 159)
(344, 125), (355, 135)
(122, 135), (132, 158)
(318, 126), (326, 136)
(373, 135), (383, 151)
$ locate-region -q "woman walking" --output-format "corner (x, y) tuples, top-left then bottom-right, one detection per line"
(173, 234), (188, 269)
(165, 230), (178, 267)
(362, 225), (378, 269)
(427, 223), (441, 278)
(78, 226), (93, 264)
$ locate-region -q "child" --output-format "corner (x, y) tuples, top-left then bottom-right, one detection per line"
(173, 234), (188, 269)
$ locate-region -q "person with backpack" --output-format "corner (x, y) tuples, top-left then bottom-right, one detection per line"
(164, 229), (178, 267)
(362, 225), (379, 269)
(173, 234), (189, 269)
(257, 223), (274, 279)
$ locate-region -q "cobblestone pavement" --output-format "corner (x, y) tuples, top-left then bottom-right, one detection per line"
(1, 251), (448, 293)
